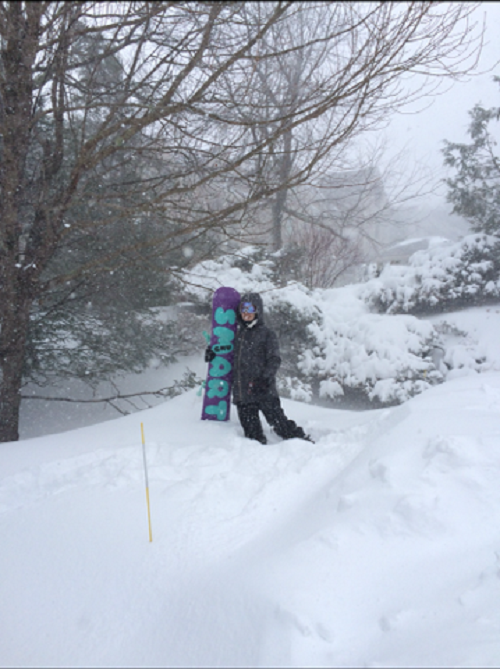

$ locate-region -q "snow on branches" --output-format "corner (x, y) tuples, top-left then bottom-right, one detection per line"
(361, 234), (500, 315)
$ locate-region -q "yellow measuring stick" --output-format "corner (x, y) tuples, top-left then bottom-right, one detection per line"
(140, 422), (153, 542)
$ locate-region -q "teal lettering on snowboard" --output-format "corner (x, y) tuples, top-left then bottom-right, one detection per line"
(207, 379), (229, 398)
(213, 326), (234, 345)
(202, 288), (240, 422)
(209, 356), (231, 378)
(204, 400), (228, 420)
(215, 307), (236, 326)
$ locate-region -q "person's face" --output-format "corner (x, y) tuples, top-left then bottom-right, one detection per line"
(240, 302), (256, 322)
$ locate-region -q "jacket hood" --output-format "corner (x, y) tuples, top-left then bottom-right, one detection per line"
(238, 292), (265, 326)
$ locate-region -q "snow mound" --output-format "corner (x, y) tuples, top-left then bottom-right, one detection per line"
(2, 360), (500, 666)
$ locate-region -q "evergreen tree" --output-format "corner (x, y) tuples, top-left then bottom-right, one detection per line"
(443, 77), (500, 234)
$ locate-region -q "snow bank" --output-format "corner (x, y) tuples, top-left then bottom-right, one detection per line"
(2, 362), (500, 666)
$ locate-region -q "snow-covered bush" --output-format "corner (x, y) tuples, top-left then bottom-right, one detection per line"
(362, 234), (500, 314)
(174, 246), (278, 303)
(278, 376), (314, 403)
(432, 319), (490, 378)
(298, 288), (445, 406)
(176, 246), (321, 384)
(179, 250), (447, 407)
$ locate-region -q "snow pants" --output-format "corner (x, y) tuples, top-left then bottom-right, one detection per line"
(236, 396), (307, 444)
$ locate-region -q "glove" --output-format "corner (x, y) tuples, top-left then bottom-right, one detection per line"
(249, 377), (270, 394)
(204, 346), (216, 363)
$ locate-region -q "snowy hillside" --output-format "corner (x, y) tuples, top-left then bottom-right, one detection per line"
(1, 305), (500, 667)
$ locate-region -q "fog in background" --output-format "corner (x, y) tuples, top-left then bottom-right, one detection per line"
(372, 2), (500, 250)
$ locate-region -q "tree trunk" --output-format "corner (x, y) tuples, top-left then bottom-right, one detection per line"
(271, 128), (293, 252)
(0, 2), (40, 441)
(0, 295), (31, 442)
(272, 188), (287, 252)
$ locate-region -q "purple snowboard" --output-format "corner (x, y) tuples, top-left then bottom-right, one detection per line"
(201, 287), (241, 421)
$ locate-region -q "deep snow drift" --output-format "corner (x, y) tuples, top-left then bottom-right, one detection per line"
(1, 306), (500, 667)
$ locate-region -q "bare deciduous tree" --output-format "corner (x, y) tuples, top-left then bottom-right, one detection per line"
(287, 223), (363, 289)
(0, 1), (483, 440)
(227, 1), (484, 252)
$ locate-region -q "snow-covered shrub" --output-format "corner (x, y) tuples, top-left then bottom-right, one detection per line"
(174, 246), (278, 303)
(362, 234), (500, 314)
(180, 252), (448, 407)
(432, 320), (490, 378)
(299, 292), (445, 406)
(278, 377), (313, 403)
(177, 246), (322, 393)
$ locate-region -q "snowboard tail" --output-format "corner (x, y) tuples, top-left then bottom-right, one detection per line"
(201, 287), (241, 421)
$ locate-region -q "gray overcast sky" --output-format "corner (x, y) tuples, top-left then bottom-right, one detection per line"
(379, 1), (500, 208)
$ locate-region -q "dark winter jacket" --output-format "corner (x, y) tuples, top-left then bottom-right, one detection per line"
(232, 292), (281, 404)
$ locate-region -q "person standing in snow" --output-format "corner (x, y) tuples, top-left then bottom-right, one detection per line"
(205, 292), (312, 445)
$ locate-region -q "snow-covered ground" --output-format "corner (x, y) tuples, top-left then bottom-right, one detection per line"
(2, 305), (500, 667)
(19, 354), (206, 440)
